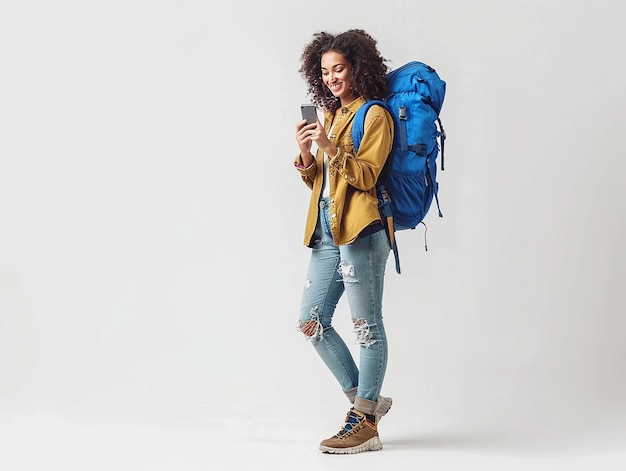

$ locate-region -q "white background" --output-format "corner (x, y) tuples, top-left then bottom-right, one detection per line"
(1, 0), (625, 469)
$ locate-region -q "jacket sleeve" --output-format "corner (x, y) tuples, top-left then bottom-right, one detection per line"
(294, 154), (317, 190)
(328, 105), (394, 192)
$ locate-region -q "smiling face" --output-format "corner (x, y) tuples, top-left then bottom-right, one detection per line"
(321, 50), (357, 107)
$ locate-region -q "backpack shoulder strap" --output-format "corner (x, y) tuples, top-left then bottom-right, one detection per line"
(352, 100), (395, 186)
(351, 100), (388, 153)
(352, 100), (402, 274)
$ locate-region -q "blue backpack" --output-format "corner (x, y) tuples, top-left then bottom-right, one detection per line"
(352, 61), (446, 274)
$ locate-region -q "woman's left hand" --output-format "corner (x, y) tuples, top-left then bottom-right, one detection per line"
(307, 119), (337, 157)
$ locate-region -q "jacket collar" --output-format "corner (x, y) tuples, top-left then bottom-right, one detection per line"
(339, 96), (366, 116)
(324, 96), (367, 136)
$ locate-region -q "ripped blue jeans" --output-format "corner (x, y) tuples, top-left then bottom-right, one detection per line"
(297, 197), (390, 414)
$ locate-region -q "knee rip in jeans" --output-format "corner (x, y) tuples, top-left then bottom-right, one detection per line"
(296, 306), (323, 342)
(338, 260), (359, 283)
(353, 318), (376, 347)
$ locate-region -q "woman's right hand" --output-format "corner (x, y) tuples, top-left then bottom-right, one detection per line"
(296, 119), (317, 167)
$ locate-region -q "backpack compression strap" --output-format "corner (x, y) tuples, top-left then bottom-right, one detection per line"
(379, 186), (401, 274)
(397, 106), (427, 156)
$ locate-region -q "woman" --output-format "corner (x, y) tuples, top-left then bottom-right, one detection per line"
(293, 29), (395, 454)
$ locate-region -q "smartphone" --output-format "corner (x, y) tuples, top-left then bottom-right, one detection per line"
(301, 104), (318, 126)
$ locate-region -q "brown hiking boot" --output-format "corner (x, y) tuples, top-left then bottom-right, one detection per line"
(319, 409), (383, 454)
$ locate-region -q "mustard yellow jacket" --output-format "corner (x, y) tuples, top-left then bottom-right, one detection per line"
(294, 97), (394, 247)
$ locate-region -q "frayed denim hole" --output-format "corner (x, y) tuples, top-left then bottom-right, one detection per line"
(296, 306), (323, 342)
(352, 318), (376, 347)
(338, 260), (359, 283)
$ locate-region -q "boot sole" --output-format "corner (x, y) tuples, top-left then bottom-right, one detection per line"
(319, 436), (383, 454)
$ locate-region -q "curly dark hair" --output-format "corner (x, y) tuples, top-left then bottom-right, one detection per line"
(299, 29), (390, 114)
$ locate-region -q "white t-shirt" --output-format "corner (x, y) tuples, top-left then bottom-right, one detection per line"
(322, 124), (335, 198)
